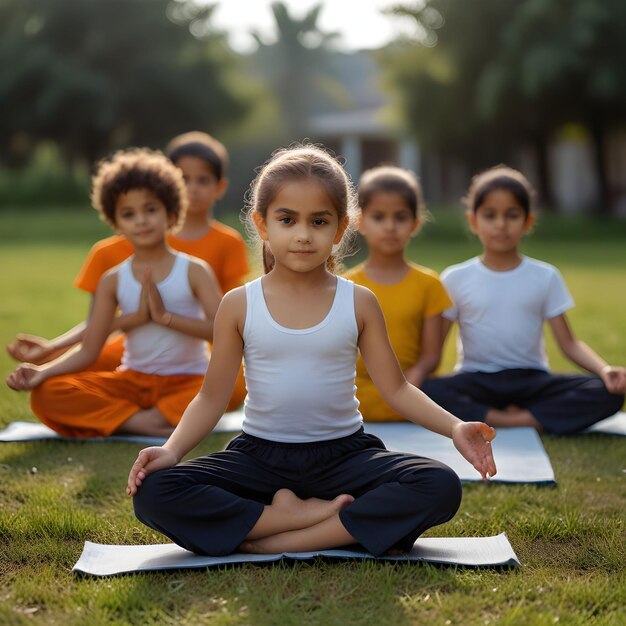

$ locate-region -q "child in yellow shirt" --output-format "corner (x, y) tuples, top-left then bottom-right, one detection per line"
(345, 165), (451, 422)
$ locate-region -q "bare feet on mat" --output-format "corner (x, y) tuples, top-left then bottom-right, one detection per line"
(244, 489), (355, 542)
(114, 408), (175, 438)
(486, 405), (543, 432)
(240, 510), (356, 554)
(271, 488), (354, 529)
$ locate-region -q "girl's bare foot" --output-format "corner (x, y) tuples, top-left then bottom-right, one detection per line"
(240, 511), (356, 554)
(271, 489), (354, 528)
(244, 489), (355, 541)
(486, 405), (543, 432)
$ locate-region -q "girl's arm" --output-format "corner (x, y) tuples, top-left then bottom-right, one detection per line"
(7, 321), (88, 365)
(127, 288), (245, 495)
(549, 313), (626, 393)
(6, 274), (120, 390)
(355, 286), (496, 478)
(145, 261), (222, 341)
(441, 317), (453, 344)
(405, 314), (444, 388)
(7, 284), (149, 363)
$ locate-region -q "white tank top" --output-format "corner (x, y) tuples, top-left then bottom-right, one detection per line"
(242, 276), (362, 443)
(117, 253), (209, 376)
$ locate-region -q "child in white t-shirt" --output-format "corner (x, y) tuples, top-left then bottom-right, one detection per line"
(422, 166), (625, 434)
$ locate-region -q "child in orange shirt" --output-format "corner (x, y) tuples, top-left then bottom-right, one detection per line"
(344, 166), (452, 422)
(7, 149), (221, 438)
(7, 132), (248, 409)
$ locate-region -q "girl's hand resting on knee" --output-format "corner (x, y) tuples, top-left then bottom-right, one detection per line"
(6, 364), (45, 390)
(127, 447), (177, 496)
(451, 422), (497, 480)
(600, 365), (626, 394)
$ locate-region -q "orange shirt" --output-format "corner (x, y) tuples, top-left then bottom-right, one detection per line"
(74, 220), (249, 295)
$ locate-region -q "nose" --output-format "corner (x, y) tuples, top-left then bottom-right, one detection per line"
(295, 225), (313, 243)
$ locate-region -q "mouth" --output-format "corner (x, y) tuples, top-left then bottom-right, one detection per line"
(290, 250), (315, 255)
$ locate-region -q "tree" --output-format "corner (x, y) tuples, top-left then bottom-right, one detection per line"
(247, 1), (346, 142)
(381, 0), (626, 212)
(0, 0), (255, 166)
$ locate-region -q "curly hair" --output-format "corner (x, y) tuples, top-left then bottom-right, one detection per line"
(91, 149), (188, 229)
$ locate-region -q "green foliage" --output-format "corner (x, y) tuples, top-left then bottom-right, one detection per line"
(247, 1), (348, 142)
(0, 0), (256, 166)
(0, 143), (89, 206)
(381, 0), (626, 211)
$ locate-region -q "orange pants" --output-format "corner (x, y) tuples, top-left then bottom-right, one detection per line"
(84, 336), (247, 412)
(31, 369), (204, 438)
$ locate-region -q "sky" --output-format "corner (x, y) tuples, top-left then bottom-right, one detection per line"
(207, 0), (420, 52)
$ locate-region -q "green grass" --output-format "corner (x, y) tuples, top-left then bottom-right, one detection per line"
(1, 208), (625, 625)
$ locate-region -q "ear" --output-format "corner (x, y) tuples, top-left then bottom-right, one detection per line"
(524, 212), (535, 232)
(252, 211), (269, 241)
(215, 178), (229, 200)
(410, 217), (421, 237)
(356, 211), (366, 236)
(334, 215), (350, 245)
(466, 210), (479, 234)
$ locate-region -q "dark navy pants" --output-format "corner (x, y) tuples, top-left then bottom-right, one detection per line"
(421, 369), (624, 435)
(133, 428), (462, 557)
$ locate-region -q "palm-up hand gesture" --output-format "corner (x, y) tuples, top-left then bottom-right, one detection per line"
(452, 422), (497, 480)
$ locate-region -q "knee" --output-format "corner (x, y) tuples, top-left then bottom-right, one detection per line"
(133, 470), (170, 524)
(426, 463), (463, 521)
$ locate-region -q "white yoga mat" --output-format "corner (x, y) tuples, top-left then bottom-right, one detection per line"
(584, 411), (626, 436)
(72, 532), (520, 576)
(0, 410), (246, 445)
(366, 423), (555, 485)
(0, 414), (554, 483)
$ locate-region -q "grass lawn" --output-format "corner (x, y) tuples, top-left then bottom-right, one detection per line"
(0, 208), (625, 625)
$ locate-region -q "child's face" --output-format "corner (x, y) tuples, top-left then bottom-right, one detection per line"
(358, 192), (419, 256)
(468, 189), (534, 254)
(254, 179), (346, 274)
(175, 156), (227, 218)
(113, 188), (173, 247)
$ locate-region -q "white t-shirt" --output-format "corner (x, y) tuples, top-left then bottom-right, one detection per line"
(442, 257), (574, 373)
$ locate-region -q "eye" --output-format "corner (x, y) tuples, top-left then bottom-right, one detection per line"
(278, 217), (294, 224)
(312, 218), (327, 226)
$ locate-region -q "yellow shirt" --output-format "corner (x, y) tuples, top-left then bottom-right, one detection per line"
(344, 262), (452, 422)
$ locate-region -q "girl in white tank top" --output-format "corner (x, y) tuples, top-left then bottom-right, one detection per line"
(128, 146), (497, 557)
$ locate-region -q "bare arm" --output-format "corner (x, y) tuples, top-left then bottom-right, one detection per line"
(355, 286), (496, 478)
(146, 261), (222, 341)
(405, 314), (444, 388)
(549, 313), (626, 393)
(6, 274), (120, 390)
(127, 288), (245, 495)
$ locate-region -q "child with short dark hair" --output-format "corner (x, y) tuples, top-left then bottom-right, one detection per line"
(126, 145), (496, 558)
(345, 165), (452, 421)
(7, 149), (222, 438)
(421, 165), (626, 434)
(7, 131), (249, 410)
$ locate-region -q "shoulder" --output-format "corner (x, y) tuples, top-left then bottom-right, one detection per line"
(440, 257), (479, 282)
(97, 262), (123, 295)
(353, 284), (382, 314)
(209, 220), (246, 244)
(522, 256), (561, 276)
(217, 285), (247, 321)
(407, 262), (444, 285)
(88, 235), (132, 257)
(342, 262), (366, 281)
